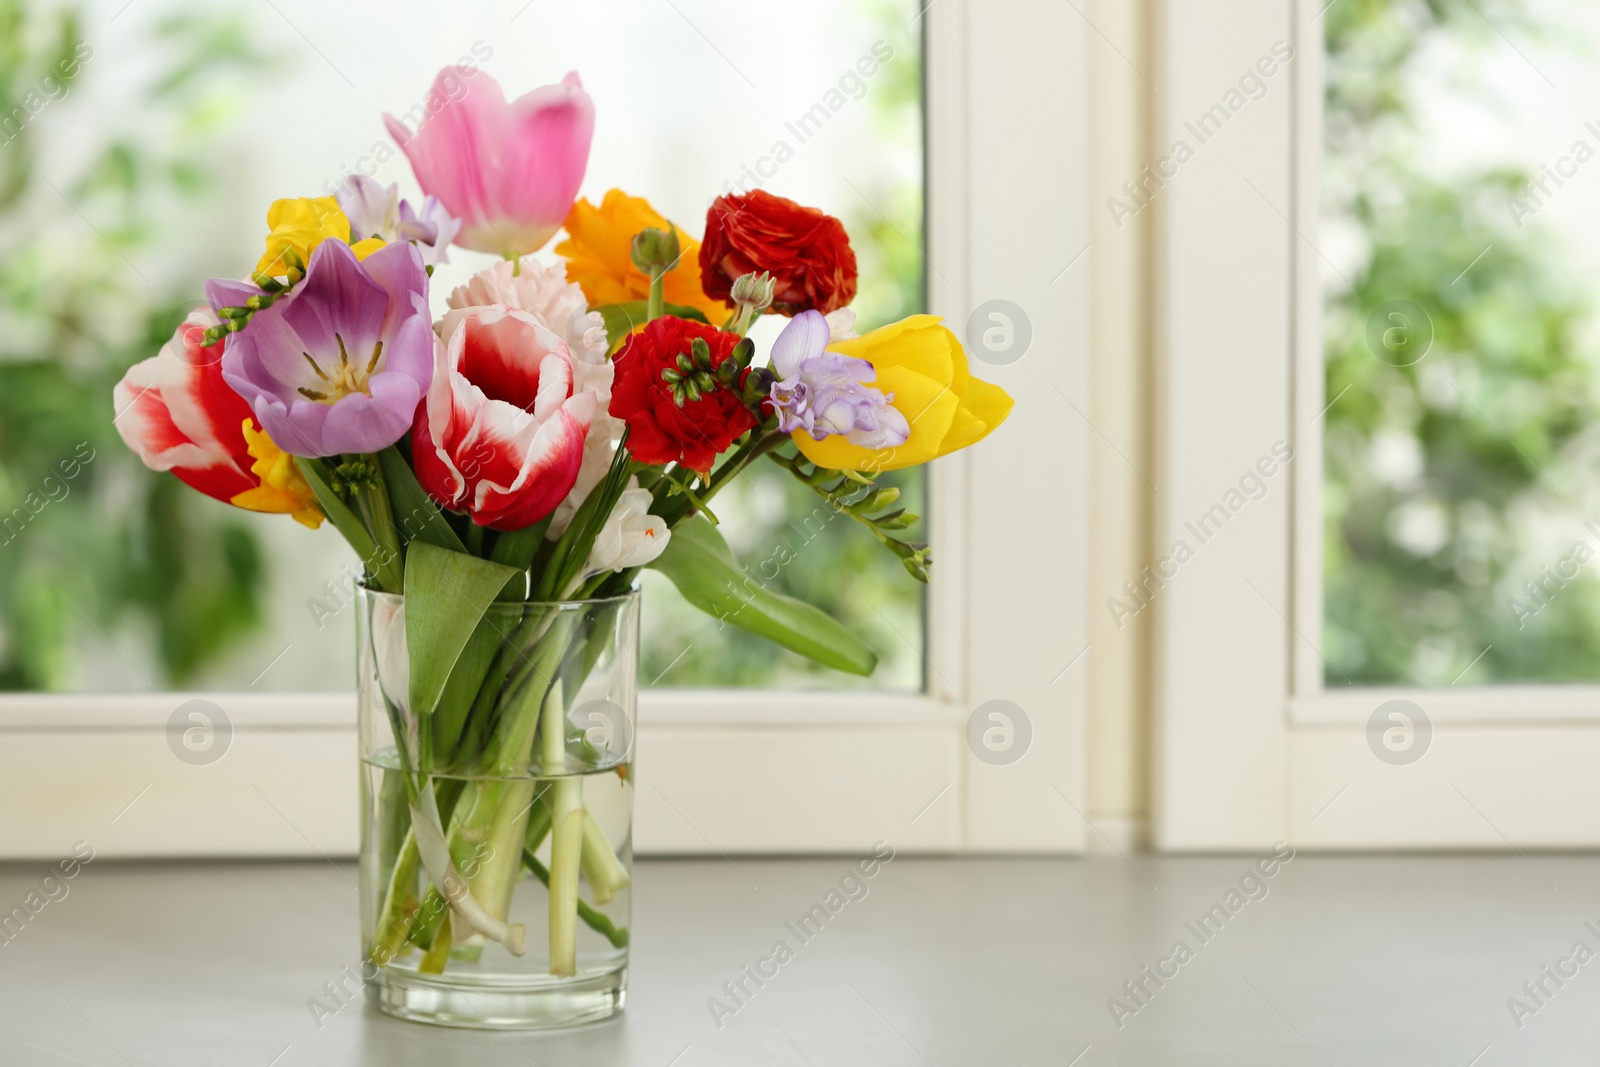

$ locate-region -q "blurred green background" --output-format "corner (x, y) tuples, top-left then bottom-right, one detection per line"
(0, 0), (925, 692)
(1324, 0), (1600, 683)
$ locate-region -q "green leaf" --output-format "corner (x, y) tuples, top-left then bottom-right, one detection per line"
(293, 457), (394, 587)
(376, 446), (464, 554)
(592, 301), (713, 350)
(403, 541), (521, 717)
(432, 618), (506, 767)
(647, 516), (877, 676)
(533, 431), (634, 601)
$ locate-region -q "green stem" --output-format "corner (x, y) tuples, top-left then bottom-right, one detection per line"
(767, 450), (919, 548)
(700, 431), (786, 507)
(579, 811), (630, 906)
(646, 266), (665, 321)
(522, 849), (629, 949)
(653, 431), (784, 526)
(362, 463), (405, 591)
(728, 304), (760, 336)
(490, 613), (575, 774)
(388, 612), (576, 965)
(660, 468), (720, 524)
(541, 677), (582, 976)
(468, 778), (541, 920)
(370, 830), (421, 965)
(418, 914), (452, 974)
(368, 776), (466, 964)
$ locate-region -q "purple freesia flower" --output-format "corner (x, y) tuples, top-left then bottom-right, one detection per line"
(213, 239), (434, 457)
(768, 310), (910, 448)
(336, 176), (393, 240)
(335, 175), (461, 267)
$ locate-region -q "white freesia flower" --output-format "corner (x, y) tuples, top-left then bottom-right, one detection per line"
(825, 307), (858, 341)
(583, 482), (670, 576)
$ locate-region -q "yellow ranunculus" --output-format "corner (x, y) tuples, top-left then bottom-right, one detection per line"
(555, 189), (728, 324)
(792, 315), (1014, 473)
(256, 196), (383, 278)
(229, 420), (324, 528)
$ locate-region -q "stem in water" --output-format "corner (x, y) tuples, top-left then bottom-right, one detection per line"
(542, 679), (582, 976)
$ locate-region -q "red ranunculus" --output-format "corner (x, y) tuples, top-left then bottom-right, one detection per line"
(609, 316), (756, 473)
(699, 190), (858, 316)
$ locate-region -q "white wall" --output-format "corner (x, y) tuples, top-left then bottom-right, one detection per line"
(1085, 0), (1154, 843)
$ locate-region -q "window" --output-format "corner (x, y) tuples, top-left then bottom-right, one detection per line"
(1323, 0), (1600, 686)
(0, 0), (924, 695)
(1151, 0), (1600, 851)
(1, 0), (1085, 858)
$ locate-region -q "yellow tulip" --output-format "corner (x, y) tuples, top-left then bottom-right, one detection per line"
(256, 196), (382, 278)
(792, 315), (1014, 472)
(555, 189), (728, 324)
(230, 420), (324, 529)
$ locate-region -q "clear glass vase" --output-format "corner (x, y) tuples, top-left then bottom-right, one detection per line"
(356, 586), (638, 1029)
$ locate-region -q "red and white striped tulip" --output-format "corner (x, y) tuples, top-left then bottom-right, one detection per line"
(410, 305), (605, 530)
(113, 308), (259, 503)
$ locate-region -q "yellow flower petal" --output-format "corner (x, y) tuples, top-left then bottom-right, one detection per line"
(229, 419), (324, 528)
(792, 315), (1013, 472)
(256, 196), (353, 278)
(938, 376), (1014, 455)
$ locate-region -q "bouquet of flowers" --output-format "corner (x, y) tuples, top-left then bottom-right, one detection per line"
(112, 67), (1010, 996)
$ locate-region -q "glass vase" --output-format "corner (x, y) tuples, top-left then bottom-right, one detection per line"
(356, 586), (638, 1029)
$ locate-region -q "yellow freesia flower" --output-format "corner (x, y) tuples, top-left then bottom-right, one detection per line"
(555, 189), (728, 324)
(256, 196), (383, 278)
(230, 420), (324, 529)
(792, 315), (1014, 473)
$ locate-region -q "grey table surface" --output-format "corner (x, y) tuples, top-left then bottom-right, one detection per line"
(0, 852), (1597, 1065)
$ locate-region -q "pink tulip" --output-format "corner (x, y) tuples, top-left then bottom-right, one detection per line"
(386, 68), (594, 257)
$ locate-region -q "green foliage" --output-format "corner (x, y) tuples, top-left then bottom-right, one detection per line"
(1323, 0), (1600, 682)
(647, 514), (878, 675)
(403, 542), (520, 718)
(769, 448), (929, 581)
(0, 1), (287, 689)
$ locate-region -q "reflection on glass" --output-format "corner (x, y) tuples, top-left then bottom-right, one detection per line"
(0, 0), (924, 693)
(1323, 0), (1600, 684)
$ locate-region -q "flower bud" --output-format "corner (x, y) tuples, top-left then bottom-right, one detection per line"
(741, 365), (776, 408)
(689, 336), (713, 370)
(730, 271), (775, 313)
(629, 226), (682, 275)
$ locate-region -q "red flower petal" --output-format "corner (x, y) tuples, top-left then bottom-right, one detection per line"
(699, 191), (858, 316)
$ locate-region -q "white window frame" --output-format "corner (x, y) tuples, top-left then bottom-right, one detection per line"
(1152, 0), (1600, 851)
(0, 0), (1089, 859)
